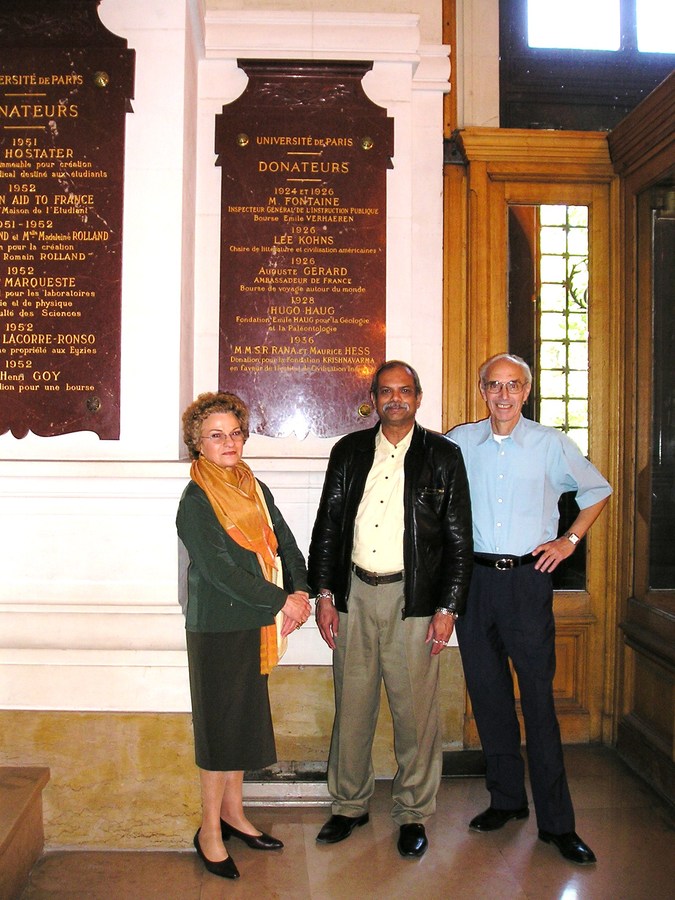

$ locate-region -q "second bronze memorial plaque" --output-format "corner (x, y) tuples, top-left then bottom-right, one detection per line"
(216, 61), (393, 438)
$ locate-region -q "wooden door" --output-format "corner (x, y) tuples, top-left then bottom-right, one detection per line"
(443, 128), (621, 745)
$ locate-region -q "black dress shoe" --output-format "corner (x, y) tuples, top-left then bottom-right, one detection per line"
(316, 813), (369, 844)
(220, 819), (283, 850)
(469, 806), (529, 832)
(538, 830), (597, 864)
(397, 823), (428, 858)
(193, 830), (240, 879)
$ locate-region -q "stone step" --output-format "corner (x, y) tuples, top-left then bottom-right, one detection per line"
(0, 767), (50, 900)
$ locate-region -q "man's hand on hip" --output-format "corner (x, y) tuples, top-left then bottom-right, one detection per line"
(532, 537), (576, 572)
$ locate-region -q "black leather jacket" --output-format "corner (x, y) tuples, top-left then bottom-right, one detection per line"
(308, 422), (473, 617)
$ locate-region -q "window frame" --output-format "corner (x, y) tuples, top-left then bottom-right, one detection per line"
(499, 0), (675, 130)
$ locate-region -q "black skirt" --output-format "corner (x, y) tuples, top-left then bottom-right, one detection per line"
(186, 628), (277, 772)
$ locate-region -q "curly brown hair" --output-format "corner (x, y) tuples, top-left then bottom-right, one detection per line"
(182, 391), (250, 459)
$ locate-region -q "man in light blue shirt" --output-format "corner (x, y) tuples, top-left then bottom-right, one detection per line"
(448, 353), (611, 865)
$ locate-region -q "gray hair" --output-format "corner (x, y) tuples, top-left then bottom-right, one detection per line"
(479, 353), (532, 385)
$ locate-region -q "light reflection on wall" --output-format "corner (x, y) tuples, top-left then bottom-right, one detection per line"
(279, 408), (312, 440)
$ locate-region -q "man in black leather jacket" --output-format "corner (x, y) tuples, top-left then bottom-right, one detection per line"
(308, 360), (473, 858)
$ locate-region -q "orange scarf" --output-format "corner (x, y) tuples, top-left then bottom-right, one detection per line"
(191, 455), (282, 674)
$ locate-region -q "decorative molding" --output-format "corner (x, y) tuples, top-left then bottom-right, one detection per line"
(204, 11), (421, 62)
(458, 127), (614, 171)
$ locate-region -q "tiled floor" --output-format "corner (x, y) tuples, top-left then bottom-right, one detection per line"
(21, 746), (675, 899)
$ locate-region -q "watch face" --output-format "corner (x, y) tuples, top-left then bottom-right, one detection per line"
(568, 532), (580, 545)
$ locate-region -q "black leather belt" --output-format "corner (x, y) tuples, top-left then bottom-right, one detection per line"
(473, 553), (536, 570)
(352, 564), (404, 586)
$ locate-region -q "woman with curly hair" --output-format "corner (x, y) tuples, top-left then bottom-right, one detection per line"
(177, 391), (311, 879)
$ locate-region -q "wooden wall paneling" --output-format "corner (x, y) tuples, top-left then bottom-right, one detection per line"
(609, 71), (675, 804)
(598, 173), (625, 745)
(442, 0), (457, 136)
(468, 158), (507, 418)
(442, 163), (470, 431)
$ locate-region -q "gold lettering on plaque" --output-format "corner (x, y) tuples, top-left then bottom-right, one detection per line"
(0, 2), (134, 439)
(216, 62), (393, 437)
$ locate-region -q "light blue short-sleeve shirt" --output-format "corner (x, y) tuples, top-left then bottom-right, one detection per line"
(447, 416), (612, 556)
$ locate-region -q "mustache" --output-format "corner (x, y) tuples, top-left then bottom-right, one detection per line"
(383, 401), (410, 412)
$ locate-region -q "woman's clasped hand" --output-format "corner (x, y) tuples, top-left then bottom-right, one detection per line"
(281, 590), (312, 636)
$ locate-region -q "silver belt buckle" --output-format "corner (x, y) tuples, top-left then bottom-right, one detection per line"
(495, 557), (515, 570)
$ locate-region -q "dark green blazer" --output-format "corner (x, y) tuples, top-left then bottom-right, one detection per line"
(176, 479), (309, 632)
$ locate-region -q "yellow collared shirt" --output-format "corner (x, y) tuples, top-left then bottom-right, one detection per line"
(352, 427), (413, 574)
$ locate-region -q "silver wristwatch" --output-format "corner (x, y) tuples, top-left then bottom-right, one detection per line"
(435, 607), (459, 620)
(315, 589), (335, 607)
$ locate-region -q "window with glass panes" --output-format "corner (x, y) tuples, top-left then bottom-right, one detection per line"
(538, 205), (589, 455)
(507, 202), (590, 590)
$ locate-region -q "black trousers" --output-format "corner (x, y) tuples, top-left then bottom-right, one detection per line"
(456, 563), (575, 834)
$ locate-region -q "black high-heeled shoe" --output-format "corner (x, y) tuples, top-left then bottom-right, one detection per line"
(193, 829), (240, 878)
(220, 818), (284, 850)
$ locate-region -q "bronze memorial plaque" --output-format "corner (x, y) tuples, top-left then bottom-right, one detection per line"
(216, 61), (393, 438)
(0, 0), (134, 439)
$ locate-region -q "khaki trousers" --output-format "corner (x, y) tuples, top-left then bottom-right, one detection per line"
(327, 574), (441, 824)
